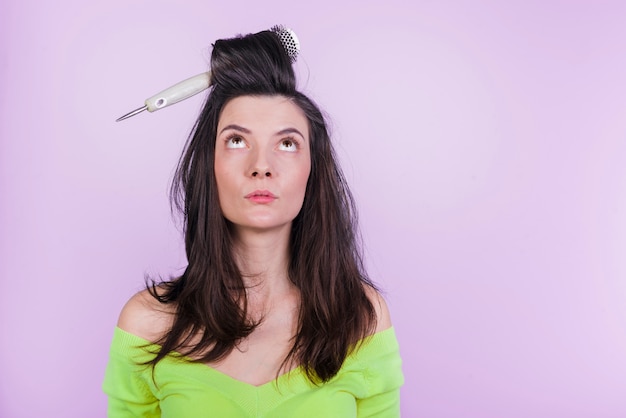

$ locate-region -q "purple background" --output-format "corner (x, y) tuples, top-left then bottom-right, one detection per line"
(2, 1), (626, 417)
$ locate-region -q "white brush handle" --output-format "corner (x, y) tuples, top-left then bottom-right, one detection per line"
(145, 72), (211, 112)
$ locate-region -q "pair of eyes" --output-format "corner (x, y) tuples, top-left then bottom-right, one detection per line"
(225, 135), (301, 152)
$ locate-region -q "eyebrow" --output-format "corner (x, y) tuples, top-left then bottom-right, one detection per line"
(218, 124), (306, 140)
(218, 124), (251, 135)
(276, 127), (306, 140)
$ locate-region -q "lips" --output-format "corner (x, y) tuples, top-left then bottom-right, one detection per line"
(245, 190), (277, 204)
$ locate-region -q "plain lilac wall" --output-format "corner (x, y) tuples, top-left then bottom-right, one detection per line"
(2, 1), (626, 417)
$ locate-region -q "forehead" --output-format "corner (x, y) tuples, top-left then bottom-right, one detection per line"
(217, 95), (309, 137)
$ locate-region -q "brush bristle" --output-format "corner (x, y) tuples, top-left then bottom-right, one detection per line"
(270, 25), (300, 63)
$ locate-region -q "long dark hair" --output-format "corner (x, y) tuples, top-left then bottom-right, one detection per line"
(147, 29), (378, 382)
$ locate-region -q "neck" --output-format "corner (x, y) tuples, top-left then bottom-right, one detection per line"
(231, 224), (296, 304)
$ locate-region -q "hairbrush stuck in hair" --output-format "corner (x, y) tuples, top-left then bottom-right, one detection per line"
(116, 26), (300, 122)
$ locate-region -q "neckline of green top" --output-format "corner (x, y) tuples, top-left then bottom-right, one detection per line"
(112, 325), (397, 392)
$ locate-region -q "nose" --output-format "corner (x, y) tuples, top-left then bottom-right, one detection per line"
(249, 148), (273, 178)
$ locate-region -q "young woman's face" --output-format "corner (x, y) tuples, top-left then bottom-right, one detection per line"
(214, 95), (311, 234)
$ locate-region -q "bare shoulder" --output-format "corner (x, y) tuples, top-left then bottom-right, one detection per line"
(363, 284), (393, 333)
(117, 288), (175, 342)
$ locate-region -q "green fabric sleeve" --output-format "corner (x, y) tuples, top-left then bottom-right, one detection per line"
(355, 328), (404, 417)
(102, 329), (160, 418)
(356, 389), (402, 417)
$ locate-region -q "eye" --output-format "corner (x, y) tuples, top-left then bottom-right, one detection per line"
(278, 138), (299, 152)
(226, 135), (247, 149)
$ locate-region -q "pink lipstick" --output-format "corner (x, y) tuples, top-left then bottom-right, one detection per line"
(245, 190), (277, 204)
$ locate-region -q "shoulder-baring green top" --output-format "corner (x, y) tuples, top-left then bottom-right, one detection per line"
(103, 326), (403, 417)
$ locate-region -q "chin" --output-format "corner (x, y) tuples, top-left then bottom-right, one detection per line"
(228, 217), (294, 232)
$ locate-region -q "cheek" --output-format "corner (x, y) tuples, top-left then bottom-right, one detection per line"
(294, 163), (312, 199)
(213, 164), (224, 194)
(301, 166), (312, 189)
(214, 160), (235, 201)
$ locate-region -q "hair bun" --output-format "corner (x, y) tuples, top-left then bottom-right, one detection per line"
(210, 29), (297, 95)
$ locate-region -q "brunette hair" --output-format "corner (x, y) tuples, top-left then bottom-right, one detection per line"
(147, 29), (378, 382)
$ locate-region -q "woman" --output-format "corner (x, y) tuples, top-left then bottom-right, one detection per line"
(103, 28), (403, 417)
